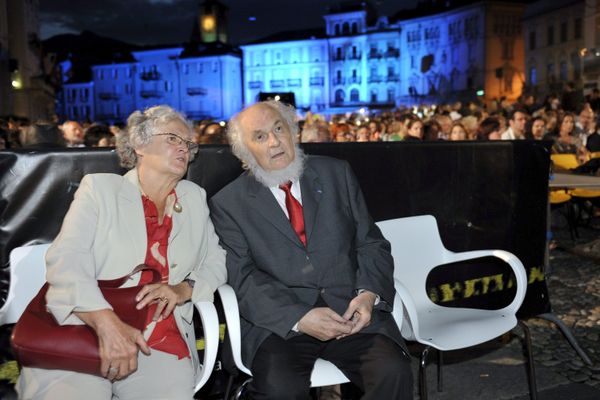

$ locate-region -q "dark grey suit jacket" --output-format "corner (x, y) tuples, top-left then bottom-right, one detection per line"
(209, 155), (405, 366)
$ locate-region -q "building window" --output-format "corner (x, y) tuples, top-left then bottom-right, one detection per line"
(350, 88), (359, 102)
(352, 46), (357, 58)
(529, 66), (537, 85)
(335, 24), (340, 35)
(387, 88), (395, 102)
(547, 25), (554, 46)
(336, 47), (342, 60)
(352, 69), (357, 77)
(343, 22), (349, 35)
(183, 64), (189, 74)
(547, 63), (555, 82)
(529, 31), (536, 50)
(198, 62), (203, 73)
(99, 70), (104, 80)
(352, 22), (358, 34)
(559, 61), (567, 81)
(126, 67), (131, 78)
(335, 89), (344, 103)
(113, 68), (118, 79)
(370, 90), (377, 103)
(574, 18), (582, 40)
(410, 56), (415, 69)
(560, 22), (567, 43)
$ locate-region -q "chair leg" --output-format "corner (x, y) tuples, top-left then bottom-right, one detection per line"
(224, 374), (235, 400)
(436, 349), (443, 392)
(518, 320), (538, 400)
(420, 346), (431, 400)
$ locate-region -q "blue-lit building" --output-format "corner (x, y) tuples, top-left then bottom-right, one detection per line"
(60, 1), (526, 122)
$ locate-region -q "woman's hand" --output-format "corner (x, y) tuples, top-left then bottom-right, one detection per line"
(75, 309), (150, 381)
(135, 282), (193, 321)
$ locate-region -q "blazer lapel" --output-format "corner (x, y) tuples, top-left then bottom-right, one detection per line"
(120, 169), (147, 259)
(300, 164), (322, 245)
(169, 181), (186, 244)
(245, 174), (304, 248)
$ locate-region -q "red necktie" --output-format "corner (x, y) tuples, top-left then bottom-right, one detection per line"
(279, 181), (306, 246)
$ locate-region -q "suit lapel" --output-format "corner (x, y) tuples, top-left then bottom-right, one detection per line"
(169, 182), (186, 244)
(300, 163), (322, 245)
(245, 174), (305, 248)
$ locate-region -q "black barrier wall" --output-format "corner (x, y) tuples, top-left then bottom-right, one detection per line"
(0, 141), (551, 318)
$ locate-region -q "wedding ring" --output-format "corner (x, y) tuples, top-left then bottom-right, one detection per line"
(109, 366), (118, 374)
(159, 296), (168, 303)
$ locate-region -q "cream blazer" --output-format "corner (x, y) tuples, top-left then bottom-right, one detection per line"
(45, 169), (227, 376)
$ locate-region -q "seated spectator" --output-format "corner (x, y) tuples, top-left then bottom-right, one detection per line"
(19, 123), (64, 148)
(476, 117), (502, 140)
(423, 120), (441, 141)
(404, 118), (423, 141)
(525, 116), (546, 140)
(356, 126), (370, 142)
(61, 120), (85, 147)
(300, 126), (319, 143)
(547, 112), (589, 163)
(316, 124), (332, 142)
(85, 124), (114, 147)
(449, 122), (468, 141)
(501, 109), (528, 140)
(460, 115), (479, 140)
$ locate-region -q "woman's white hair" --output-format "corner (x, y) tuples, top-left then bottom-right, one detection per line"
(116, 105), (192, 169)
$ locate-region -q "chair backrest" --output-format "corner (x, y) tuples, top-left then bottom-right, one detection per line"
(551, 153), (579, 170)
(377, 215), (448, 290)
(0, 244), (50, 326)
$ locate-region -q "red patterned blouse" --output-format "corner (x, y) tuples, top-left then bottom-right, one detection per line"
(138, 191), (189, 359)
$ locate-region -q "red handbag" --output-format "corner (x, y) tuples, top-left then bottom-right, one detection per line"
(11, 264), (160, 376)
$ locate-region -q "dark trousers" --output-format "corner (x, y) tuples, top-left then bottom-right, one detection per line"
(249, 332), (413, 400)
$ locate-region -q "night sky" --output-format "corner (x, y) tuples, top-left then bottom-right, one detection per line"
(40, 0), (417, 46)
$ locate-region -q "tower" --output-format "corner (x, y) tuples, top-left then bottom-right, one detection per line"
(199, 0), (228, 44)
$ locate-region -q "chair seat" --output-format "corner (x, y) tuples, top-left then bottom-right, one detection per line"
(550, 190), (571, 204)
(418, 307), (518, 351)
(310, 358), (350, 387)
(569, 188), (600, 198)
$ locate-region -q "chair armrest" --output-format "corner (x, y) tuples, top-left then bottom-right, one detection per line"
(216, 284), (252, 376)
(193, 300), (219, 392)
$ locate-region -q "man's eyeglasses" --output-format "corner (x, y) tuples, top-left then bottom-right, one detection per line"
(153, 133), (198, 155)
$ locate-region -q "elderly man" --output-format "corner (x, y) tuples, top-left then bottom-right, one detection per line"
(209, 101), (412, 399)
(501, 109), (528, 140)
(61, 120), (85, 147)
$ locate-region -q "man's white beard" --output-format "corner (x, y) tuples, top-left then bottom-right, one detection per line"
(248, 146), (306, 188)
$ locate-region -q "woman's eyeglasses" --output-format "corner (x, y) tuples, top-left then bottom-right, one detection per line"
(154, 133), (199, 155)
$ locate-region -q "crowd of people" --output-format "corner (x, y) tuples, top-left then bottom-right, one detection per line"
(2, 84), (600, 166)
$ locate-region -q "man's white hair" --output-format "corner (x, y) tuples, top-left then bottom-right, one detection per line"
(227, 101), (305, 187)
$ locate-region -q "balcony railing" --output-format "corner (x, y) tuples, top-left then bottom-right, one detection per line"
(368, 75), (382, 83)
(309, 77), (324, 86)
(348, 52), (362, 60)
(270, 79), (285, 88)
(368, 50), (383, 59)
(287, 78), (302, 87)
(140, 71), (161, 81)
(385, 48), (400, 58)
(332, 77), (344, 85)
(332, 54), (344, 61)
(98, 92), (120, 100)
(386, 74), (400, 82)
(347, 76), (361, 84)
(140, 90), (162, 98)
(187, 87), (207, 96)
(248, 81), (262, 89)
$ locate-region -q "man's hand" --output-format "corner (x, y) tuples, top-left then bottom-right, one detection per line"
(297, 307), (353, 341)
(342, 290), (377, 336)
(75, 309), (150, 381)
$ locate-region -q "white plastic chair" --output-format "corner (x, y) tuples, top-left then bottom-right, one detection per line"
(376, 215), (537, 400)
(0, 244), (219, 393)
(217, 284), (351, 398)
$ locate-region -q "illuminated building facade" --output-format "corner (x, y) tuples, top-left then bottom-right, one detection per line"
(523, 0), (585, 95)
(61, 1), (527, 122)
(0, 0), (55, 120)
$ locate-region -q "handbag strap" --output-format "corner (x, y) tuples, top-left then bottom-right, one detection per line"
(97, 263), (161, 288)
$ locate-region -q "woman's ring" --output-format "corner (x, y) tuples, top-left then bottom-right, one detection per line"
(109, 366), (118, 374)
(159, 296), (168, 303)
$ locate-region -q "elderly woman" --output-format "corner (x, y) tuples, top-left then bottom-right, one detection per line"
(17, 105), (227, 399)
